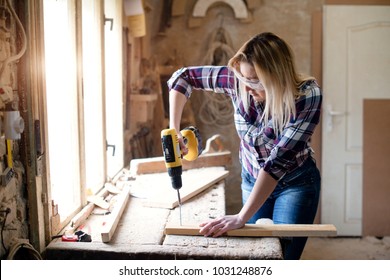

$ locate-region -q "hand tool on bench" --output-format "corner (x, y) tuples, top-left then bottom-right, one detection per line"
(161, 126), (203, 225)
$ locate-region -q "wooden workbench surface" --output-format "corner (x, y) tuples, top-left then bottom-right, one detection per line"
(45, 167), (283, 260)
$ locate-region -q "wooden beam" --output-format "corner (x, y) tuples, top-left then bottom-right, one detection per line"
(101, 185), (131, 243)
(165, 224), (337, 237)
(144, 168), (229, 209)
(63, 184), (113, 235)
(129, 151), (232, 175)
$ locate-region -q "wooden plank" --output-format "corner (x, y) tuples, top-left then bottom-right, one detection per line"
(87, 195), (110, 209)
(165, 224), (337, 237)
(363, 99), (390, 236)
(62, 184), (112, 235)
(129, 151), (232, 175)
(101, 185), (131, 242)
(144, 168), (229, 209)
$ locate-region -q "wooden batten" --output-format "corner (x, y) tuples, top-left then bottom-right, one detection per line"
(165, 224), (338, 237)
(143, 168), (229, 209)
(101, 185), (131, 242)
(129, 151), (232, 175)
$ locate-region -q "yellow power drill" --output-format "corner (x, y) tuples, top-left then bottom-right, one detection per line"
(161, 126), (203, 225)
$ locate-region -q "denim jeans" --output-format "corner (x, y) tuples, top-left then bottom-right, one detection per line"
(241, 157), (321, 260)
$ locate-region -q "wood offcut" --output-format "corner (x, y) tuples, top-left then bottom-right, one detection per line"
(129, 151), (232, 175)
(165, 224), (337, 237)
(101, 185), (131, 242)
(142, 167), (229, 209)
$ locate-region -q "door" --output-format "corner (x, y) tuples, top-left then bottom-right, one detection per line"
(322, 5), (390, 235)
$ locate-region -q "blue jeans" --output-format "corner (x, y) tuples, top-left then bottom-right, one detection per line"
(241, 157), (321, 260)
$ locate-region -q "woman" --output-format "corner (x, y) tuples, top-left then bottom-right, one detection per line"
(167, 32), (322, 259)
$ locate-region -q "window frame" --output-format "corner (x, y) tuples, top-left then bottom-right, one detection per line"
(39, 0), (124, 235)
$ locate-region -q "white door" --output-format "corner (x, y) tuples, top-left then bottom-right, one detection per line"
(322, 5), (390, 236)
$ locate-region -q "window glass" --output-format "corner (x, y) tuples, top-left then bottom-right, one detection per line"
(43, 0), (81, 221)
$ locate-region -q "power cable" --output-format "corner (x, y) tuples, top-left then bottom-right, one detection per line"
(0, 0), (27, 79)
(0, 208), (10, 254)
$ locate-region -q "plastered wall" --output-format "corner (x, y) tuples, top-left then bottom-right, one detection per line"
(146, 0), (324, 213)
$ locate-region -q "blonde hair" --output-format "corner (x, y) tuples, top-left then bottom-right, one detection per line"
(228, 32), (314, 136)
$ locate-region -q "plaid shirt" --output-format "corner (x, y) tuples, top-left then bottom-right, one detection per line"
(168, 66), (322, 180)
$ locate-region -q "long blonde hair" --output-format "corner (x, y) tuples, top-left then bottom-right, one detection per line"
(228, 32), (314, 135)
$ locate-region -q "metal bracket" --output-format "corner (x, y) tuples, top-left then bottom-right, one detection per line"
(105, 17), (114, 31)
(106, 141), (116, 156)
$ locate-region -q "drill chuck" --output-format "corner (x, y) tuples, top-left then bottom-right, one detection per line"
(168, 166), (182, 190)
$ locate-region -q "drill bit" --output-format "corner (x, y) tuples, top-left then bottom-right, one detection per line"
(177, 189), (182, 226)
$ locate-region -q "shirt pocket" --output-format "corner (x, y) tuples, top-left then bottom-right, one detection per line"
(262, 126), (276, 149)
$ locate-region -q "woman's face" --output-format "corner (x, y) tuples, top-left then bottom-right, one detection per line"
(239, 61), (265, 102)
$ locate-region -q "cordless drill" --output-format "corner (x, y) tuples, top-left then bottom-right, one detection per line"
(161, 126), (203, 225)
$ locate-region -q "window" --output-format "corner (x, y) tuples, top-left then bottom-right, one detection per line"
(43, 0), (81, 223)
(82, 0), (106, 196)
(43, 0), (124, 228)
(104, 0), (124, 179)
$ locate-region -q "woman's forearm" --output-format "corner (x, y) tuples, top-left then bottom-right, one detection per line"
(169, 89), (188, 131)
(238, 169), (278, 223)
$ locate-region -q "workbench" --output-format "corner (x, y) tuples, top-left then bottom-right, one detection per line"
(45, 166), (283, 260)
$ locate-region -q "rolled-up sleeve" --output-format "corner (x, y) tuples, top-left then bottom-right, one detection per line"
(167, 66), (235, 98)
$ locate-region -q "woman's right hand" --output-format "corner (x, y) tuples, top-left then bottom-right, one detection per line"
(176, 131), (188, 157)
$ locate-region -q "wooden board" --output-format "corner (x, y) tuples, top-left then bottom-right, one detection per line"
(136, 167), (229, 209)
(363, 99), (390, 236)
(87, 195), (110, 209)
(101, 185), (131, 242)
(129, 151), (232, 175)
(165, 224), (337, 237)
(62, 185), (112, 235)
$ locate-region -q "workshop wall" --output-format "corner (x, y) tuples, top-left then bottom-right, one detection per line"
(0, 0), (326, 259)
(146, 0), (324, 213)
(0, 0), (28, 259)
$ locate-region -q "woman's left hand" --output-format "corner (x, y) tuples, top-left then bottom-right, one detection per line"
(199, 214), (245, 237)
